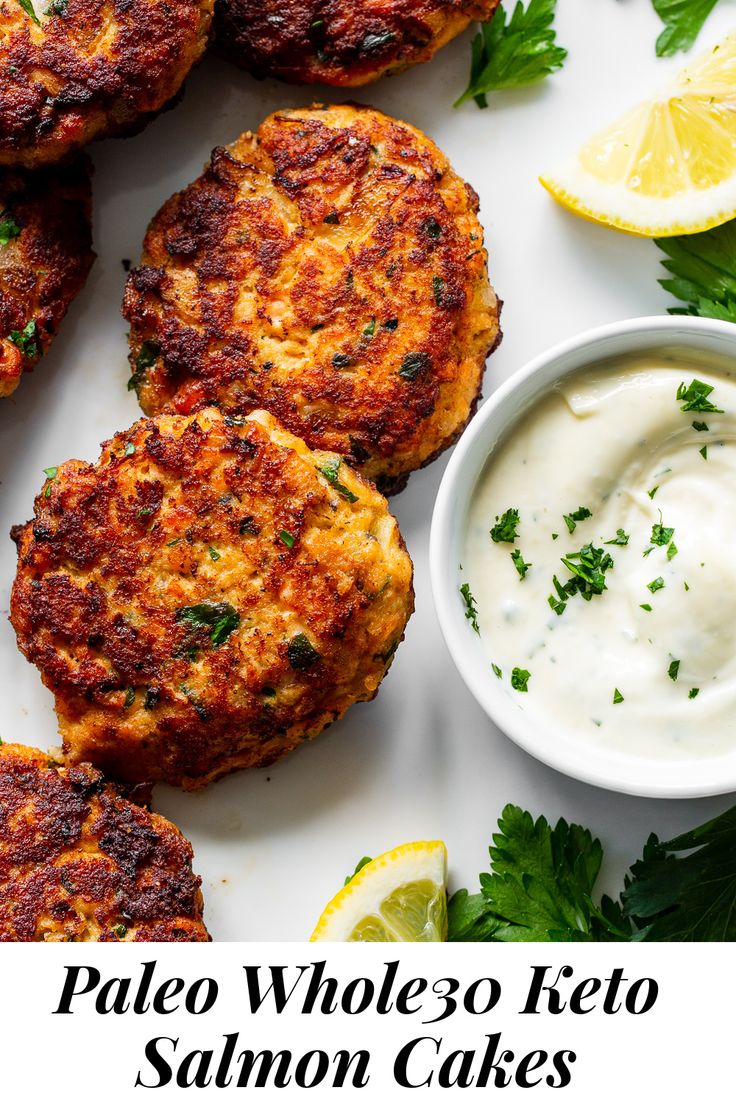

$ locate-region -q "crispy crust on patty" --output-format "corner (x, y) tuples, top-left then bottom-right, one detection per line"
(214, 0), (500, 86)
(10, 408), (414, 788)
(0, 743), (208, 941)
(0, 155), (94, 397)
(123, 103), (501, 493)
(0, 0), (214, 167)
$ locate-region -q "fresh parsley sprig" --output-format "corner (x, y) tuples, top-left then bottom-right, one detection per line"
(448, 801), (736, 942)
(455, 0), (567, 109)
(656, 219), (736, 323)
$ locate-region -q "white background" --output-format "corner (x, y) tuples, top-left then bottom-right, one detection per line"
(1, 0), (736, 940)
(0, 944), (730, 1099)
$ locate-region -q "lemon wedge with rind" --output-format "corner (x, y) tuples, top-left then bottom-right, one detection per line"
(540, 33), (736, 237)
(310, 840), (448, 942)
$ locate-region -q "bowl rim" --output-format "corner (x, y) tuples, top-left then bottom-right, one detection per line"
(429, 313), (736, 799)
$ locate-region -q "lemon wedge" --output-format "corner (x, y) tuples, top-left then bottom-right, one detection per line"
(309, 841), (448, 942)
(540, 33), (736, 236)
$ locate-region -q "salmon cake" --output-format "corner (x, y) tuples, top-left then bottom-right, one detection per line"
(123, 103), (501, 494)
(10, 407), (414, 788)
(0, 155), (94, 398)
(0, 0), (214, 167)
(0, 742), (209, 941)
(214, 0), (500, 86)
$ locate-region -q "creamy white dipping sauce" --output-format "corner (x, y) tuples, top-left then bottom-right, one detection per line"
(463, 353), (736, 760)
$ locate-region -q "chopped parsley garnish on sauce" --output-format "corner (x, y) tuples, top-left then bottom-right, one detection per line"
(676, 378), (723, 414)
(490, 507), (520, 543)
(559, 542), (614, 601)
(0, 216), (21, 245)
(605, 528), (629, 546)
(510, 549), (531, 579)
(693, 421), (709, 432)
(667, 542), (678, 560)
(511, 667), (531, 693)
(647, 485), (659, 500)
(548, 575), (569, 616)
(651, 513), (674, 546)
(563, 505), (591, 534)
(640, 603), (653, 612)
(613, 688), (624, 704)
(689, 688), (700, 699)
(287, 632), (321, 671)
(175, 601), (240, 648)
(668, 658), (680, 682)
(700, 445), (708, 460)
(317, 458), (359, 503)
(460, 582), (480, 634)
(647, 576), (665, 593)
(279, 529), (296, 549)
(492, 663), (502, 678)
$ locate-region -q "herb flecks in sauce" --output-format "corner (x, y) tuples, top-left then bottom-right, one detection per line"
(460, 582), (480, 634)
(490, 508), (520, 544)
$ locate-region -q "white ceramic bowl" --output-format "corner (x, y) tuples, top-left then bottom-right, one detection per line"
(430, 315), (736, 798)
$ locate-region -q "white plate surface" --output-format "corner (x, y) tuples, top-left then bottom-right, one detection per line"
(1, 1), (735, 940)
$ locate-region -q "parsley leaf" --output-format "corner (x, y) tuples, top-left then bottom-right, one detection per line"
(0, 217), (21, 246)
(676, 378), (723, 414)
(175, 601), (240, 648)
(647, 576), (665, 593)
(287, 632), (321, 670)
(651, 0), (718, 58)
(17, 0), (40, 24)
(605, 528), (629, 546)
(510, 549), (531, 579)
(613, 688), (624, 704)
(453, 806), (627, 942)
(623, 804), (736, 939)
(668, 658), (680, 681)
(490, 507), (520, 544)
(447, 889), (508, 942)
(559, 543), (614, 601)
(317, 458), (359, 503)
(511, 667), (531, 692)
(657, 220), (736, 323)
(455, 0), (567, 108)
(8, 319), (38, 359)
(460, 581), (480, 634)
(651, 513), (674, 546)
(563, 505), (591, 535)
(128, 340), (160, 395)
(344, 857), (372, 886)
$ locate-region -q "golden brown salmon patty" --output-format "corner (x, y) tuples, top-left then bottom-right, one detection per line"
(122, 104), (501, 495)
(214, 0), (500, 86)
(0, 0), (214, 167)
(0, 743), (209, 941)
(0, 155), (94, 398)
(10, 408), (414, 788)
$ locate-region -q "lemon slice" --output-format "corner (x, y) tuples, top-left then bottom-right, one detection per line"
(540, 33), (736, 236)
(309, 841), (448, 942)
